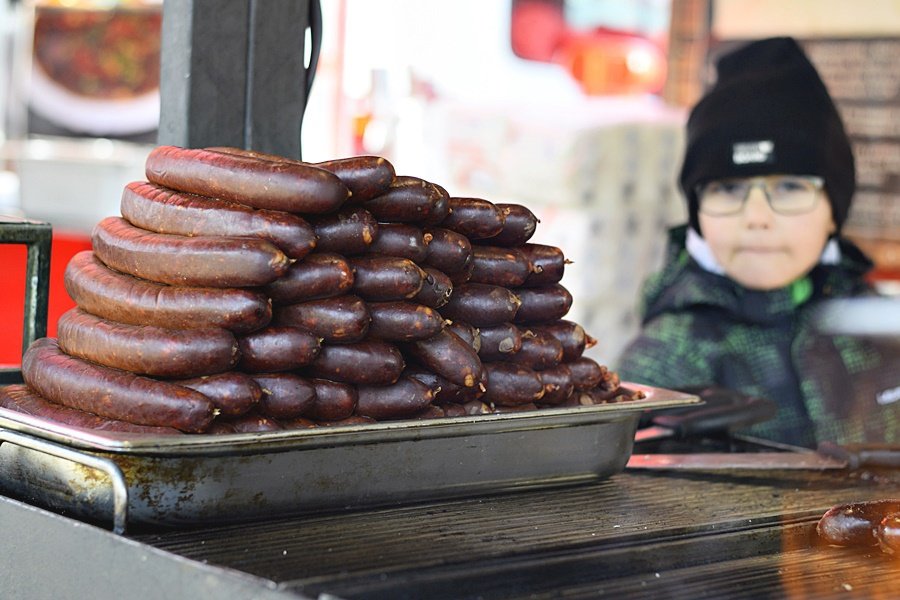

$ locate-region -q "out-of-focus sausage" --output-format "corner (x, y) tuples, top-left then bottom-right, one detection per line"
(224, 410), (284, 433)
(818, 500), (900, 547)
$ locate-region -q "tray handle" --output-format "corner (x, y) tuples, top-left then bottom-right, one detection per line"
(0, 429), (129, 534)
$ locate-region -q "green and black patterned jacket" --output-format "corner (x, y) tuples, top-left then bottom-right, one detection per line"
(617, 225), (900, 447)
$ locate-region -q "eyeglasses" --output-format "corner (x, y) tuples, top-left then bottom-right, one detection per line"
(696, 175), (825, 216)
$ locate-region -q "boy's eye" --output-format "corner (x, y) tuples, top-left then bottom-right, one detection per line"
(712, 181), (747, 197)
(772, 178), (810, 194)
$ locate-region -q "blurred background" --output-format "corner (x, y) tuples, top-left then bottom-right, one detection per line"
(1, 0), (899, 368)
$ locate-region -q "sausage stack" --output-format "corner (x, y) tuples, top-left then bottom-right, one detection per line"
(3, 145), (642, 435)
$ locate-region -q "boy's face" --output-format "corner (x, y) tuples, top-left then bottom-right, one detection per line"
(698, 178), (836, 290)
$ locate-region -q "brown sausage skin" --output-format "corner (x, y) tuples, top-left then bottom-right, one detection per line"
(520, 244), (567, 288)
(309, 207), (378, 255)
(486, 204), (539, 247)
(508, 329), (563, 371)
(441, 197), (505, 240)
(307, 378), (358, 421)
(477, 323), (523, 361)
(57, 307), (239, 379)
(441, 283), (521, 328)
(93, 216), (290, 288)
(535, 364), (575, 406)
(65, 251), (272, 334)
(413, 267), (453, 309)
(406, 329), (483, 388)
(0, 384), (182, 435)
(224, 410), (284, 433)
(526, 320), (594, 362)
(363, 176), (447, 223)
(447, 320), (481, 353)
(512, 285), (573, 324)
(22, 338), (214, 432)
(174, 372), (261, 417)
(468, 246), (533, 287)
(349, 256), (427, 301)
(120, 181), (317, 260)
(818, 500), (900, 547)
(366, 223), (429, 263)
(309, 341), (405, 385)
(405, 365), (483, 405)
(252, 373), (317, 420)
(481, 362), (545, 406)
(367, 302), (445, 342)
(265, 253), (354, 305)
(314, 155), (396, 202)
(423, 227), (473, 274)
(237, 326), (322, 372)
(146, 146), (350, 214)
(355, 376), (436, 420)
(877, 513), (900, 555)
(567, 357), (606, 391)
(272, 295), (370, 343)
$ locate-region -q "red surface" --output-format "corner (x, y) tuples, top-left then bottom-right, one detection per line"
(0, 231), (92, 366)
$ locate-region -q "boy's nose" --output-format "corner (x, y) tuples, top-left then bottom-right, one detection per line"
(743, 184), (775, 227)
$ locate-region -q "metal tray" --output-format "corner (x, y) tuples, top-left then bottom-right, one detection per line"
(0, 383), (697, 533)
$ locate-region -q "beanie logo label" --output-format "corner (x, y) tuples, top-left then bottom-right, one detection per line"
(732, 140), (775, 165)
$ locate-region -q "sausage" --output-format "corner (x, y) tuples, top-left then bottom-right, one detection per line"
(477, 323), (523, 361)
(406, 328), (483, 388)
(316, 415), (377, 427)
(440, 197), (505, 239)
(422, 227), (472, 274)
(468, 245), (533, 287)
(520, 244), (568, 288)
(309, 207), (378, 255)
(877, 513), (900, 555)
(309, 340), (405, 385)
(526, 320), (595, 362)
(411, 405), (447, 420)
(314, 155), (396, 202)
(367, 302), (445, 342)
(237, 325), (322, 372)
(508, 329), (563, 371)
(491, 403), (538, 414)
(175, 372), (261, 417)
(278, 416), (318, 429)
(818, 500), (900, 547)
(413, 267), (453, 309)
(265, 253), (354, 305)
(366, 223), (428, 262)
(567, 357), (606, 391)
(272, 295), (370, 343)
(536, 364), (575, 405)
(224, 410), (284, 433)
(441, 283), (521, 327)
(205, 420), (239, 434)
(448, 260), (475, 286)
(487, 204), (539, 247)
(145, 145), (350, 214)
(252, 373), (317, 420)
(363, 176), (447, 224)
(481, 362), (545, 406)
(120, 181), (317, 260)
(355, 376), (436, 420)
(446, 320), (481, 353)
(0, 383), (182, 435)
(307, 378), (358, 421)
(406, 365), (484, 405)
(65, 251), (272, 334)
(348, 256), (427, 301)
(22, 338), (214, 432)
(57, 307), (239, 378)
(92, 216), (290, 288)
(512, 284), (573, 324)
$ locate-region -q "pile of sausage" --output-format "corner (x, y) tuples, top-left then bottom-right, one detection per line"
(0, 145), (642, 435)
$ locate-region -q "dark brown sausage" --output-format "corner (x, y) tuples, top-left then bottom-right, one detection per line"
(441, 403), (468, 417)
(441, 283), (521, 327)
(309, 341), (405, 385)
(0, 383), (182, 435)
(411, 405), (446, 420)
(461, 400), (492, 415)
(405, 365), (484, 405)
(446, 320), (481, 353)
(520, 244), (568, 288)
(363, 176), (447, 223)
(348, 256), (426, 301)
(120, 181), (317, 260)
(65, 251), (272, 334)
(307, 378), (358, 421)
(146, 145), (350, 213)
(314, 155), (396, 202)
(426, 183), (451, 226)
(481, 362), (545, 406)
(224, 410), (284, 432)
(272, 295), (370, 343)
(526, 320), (595, 362)
(316, 415), (377, 427)
(422, 227), (472, 274)
(406, 328), (483, 388)
(441, 197), (505, 239)
(57, 307), (239, 378)
(468, 245), (533, 287)
(22, 338), (214, 432)
(265, 253), (354, 305)
(567, 357), (606, 391)
(252, 373), (317, 420)
(491, 403), (538, 414)
(367, 302), (445, 342)
(413, 267), (453, 309)
(512, 285), (573, 324)
(174, 372), (261, 417)
(477, 323), (523, 361)
(237, 326), (322, 372)
(355, 376), (435, 420)
(366, 223), (428, 262)
(818, 500), (900, 547)
(93, 216), (290, 288)
(536, 364), (575, 406)
(877, 513), (900, 555)
(508, 329), (563, 371)
(447, 260), (475, 286)
(309, 207), (378, 255)
(488, 204), (539, 247)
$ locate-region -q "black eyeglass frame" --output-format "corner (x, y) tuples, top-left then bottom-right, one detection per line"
(695, 175), (825, 217)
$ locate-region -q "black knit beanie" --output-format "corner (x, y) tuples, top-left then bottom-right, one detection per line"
(679, 37), (855, 235)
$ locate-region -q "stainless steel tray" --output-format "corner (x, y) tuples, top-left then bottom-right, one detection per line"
(0, 383), (697, 533)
